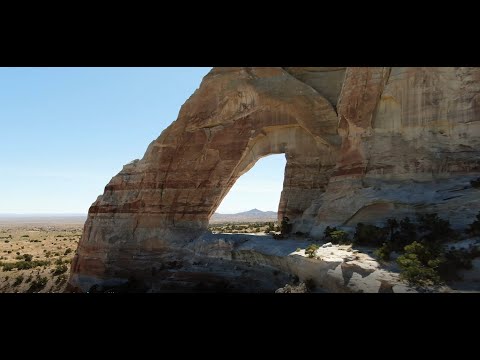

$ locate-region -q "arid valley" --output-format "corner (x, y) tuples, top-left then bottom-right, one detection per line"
(0, 217), (83, 293)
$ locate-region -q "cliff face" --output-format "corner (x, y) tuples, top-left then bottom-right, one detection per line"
(306, 67), (480, 236)
(68, 67), (480, 291)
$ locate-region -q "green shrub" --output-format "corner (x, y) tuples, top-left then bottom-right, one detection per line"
(55, 274), (67, 286)
(52, 264), (68, 276)
(354, 223), (387, 246)
(324, 226), (337, 239)
(27, 276), (48, 293)
(390, 217), (418, 251)
(0, 260), (50, 271)
(21, 235), (29, 238)
(417, 213), (456, 243)
(397, 241), (443, 285)
(305, 244), (319, 258)
(23, 254), (33, 262)
(4, 240), (9, 243)
(13, 275), (24, 287)
(386, 218), (399, 242)
(437, 248), (476, 281)
(330, 230), (352, 245)
(374, 243), (392, 261)
(397, 254), (441, 285)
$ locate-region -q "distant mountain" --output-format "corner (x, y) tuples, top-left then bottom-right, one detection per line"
(210, 208), (278, 224)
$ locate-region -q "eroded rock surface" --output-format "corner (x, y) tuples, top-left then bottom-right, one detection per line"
(69, 67), (480, 292)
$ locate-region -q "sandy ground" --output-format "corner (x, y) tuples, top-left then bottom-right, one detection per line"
(0, 222), (82, 293)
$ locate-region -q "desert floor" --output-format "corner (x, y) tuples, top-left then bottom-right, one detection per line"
(0, 221), (276, 293)
(0, 223), (82, 293)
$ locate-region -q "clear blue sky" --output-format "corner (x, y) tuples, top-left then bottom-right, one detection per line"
(0, 67), (285, 214)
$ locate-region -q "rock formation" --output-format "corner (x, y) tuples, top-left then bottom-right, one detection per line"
(68, 67), (480, 292)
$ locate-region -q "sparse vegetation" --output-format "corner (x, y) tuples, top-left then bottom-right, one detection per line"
(346, 213), (480, 286)
(397, 241), (442, 285)
(265, 222), (275, 233)
(305, 244), (319, 258)
(374, 243), (392, 262)
(27, 276), (48, 293)
(330, 230), (352, 245)
(390, 217), (418, 251)
(209, 221), (281, 235)
(55, 274), (67, 286)
(23, 254), (33, 262)
(0, 223), (86, 292)
(386, 218), (399, 242)
(0, 260), (50, 271)
(354, 223), (387, 246)
(324, 226), (337, 239)
(417, 213), (457, 244)
(13, 275), (24, 286)
(52, 264), (68, 276)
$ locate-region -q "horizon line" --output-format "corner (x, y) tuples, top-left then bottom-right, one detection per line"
(0, 213), (87, 216)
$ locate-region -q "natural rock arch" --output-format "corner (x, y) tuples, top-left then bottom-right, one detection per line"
(213, 124), (337, 222)
(68, 67), (480, 292)
(69, 67), (342, 290)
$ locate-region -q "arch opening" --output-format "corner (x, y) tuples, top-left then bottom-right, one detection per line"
(213, 154), (287, 221)
(206, 124), (337, 232)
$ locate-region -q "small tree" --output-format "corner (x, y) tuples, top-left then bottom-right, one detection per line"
(397, 241), (442, 285)
(417, 213), (455, 244)
(305, 244), (319, 258)
(324, 226), (337, 240)
(353, 223), (387, 246)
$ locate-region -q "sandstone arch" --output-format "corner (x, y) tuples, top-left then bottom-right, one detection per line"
(69, 67), (342, 290)
(69, 67), (480, 292)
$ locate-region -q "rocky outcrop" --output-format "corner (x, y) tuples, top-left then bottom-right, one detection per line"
(68, 67), (480, 292)
(306, 67), (480, 236)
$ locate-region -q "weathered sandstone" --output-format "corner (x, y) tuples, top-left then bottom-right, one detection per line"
(68, 67), (480, 292)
